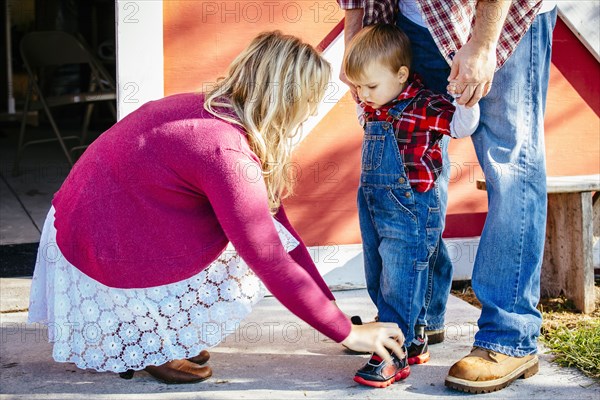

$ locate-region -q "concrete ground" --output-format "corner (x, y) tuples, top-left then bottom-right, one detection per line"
(0, 288), (599, 399)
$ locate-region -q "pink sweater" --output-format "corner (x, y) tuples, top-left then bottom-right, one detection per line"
(52, 93), (351, 342)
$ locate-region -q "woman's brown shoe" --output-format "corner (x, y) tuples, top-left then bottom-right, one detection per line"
(144, 359), (212, 384)
(187, 350), (210, 365)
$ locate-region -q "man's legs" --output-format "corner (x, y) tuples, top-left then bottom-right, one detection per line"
(471, 8), (556, 357)
(446, 9), (557, 393)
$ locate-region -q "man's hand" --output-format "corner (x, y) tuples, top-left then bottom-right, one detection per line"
(447, 0), (512, 107)
(447, 40), (496, 107)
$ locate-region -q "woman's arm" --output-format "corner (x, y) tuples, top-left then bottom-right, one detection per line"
(273, 205), (336, 301)
(198, 147), (350, 342)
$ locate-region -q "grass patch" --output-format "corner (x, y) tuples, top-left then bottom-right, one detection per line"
(540, 317), (600, 380)
(538, 288), (600, 381)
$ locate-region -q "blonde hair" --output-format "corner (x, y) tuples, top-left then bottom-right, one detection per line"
(205, 31), (330, 212)
(343, 24), (412, 81)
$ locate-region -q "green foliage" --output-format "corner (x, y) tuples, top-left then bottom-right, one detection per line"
(541, 318), (600, 380)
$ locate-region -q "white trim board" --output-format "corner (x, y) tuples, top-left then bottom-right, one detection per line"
(115, 0), (164, 120)
(295, 33), (349, 146)
(310, 237), (482, 290)
(314, 237), (600, 290)
(558, 1), (600, 62)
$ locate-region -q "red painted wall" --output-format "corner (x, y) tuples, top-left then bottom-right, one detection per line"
(163, 1), (344, 94)
(163, 3), (600, 245)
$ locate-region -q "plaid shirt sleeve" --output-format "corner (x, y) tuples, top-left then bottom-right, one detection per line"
(396, 91), (455, 192)
(414, 1), (543, 70)
(338, 1), (543, 70)
(338, 0), (397, 25)
(337, 0), (365, 9)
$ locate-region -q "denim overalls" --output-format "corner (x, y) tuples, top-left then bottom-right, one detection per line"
(357, 98), (443, 343)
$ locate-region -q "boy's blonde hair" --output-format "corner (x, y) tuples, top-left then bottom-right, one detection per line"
(343, 24), (412, 81)
(205, 31), (330, 212)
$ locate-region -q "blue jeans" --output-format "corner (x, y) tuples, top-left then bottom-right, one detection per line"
(358, 99), (443, 343)
(398, 10), (557, 356)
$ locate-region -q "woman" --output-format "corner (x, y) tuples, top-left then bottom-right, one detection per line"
(28, 31), (405, 384)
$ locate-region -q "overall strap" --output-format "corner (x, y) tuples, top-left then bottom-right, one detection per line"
(386, 92), (420, 120)
(360, 93), (419, 129)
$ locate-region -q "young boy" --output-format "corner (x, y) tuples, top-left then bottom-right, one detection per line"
(343, 24), (479, 388)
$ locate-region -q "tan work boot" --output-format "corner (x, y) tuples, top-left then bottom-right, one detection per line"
(445, 347), (539, 393)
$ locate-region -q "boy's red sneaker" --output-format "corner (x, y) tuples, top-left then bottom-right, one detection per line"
(407, 335), (430, 365)
(353, 347), (411, 388)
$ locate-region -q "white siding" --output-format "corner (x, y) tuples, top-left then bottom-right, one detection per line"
(558, 1), (600, 62)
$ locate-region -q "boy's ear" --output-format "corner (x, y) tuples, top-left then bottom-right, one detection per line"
(397, 66), (410, 83)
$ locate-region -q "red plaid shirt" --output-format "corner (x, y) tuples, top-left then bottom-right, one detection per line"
(361, 76), (454, 192)
(338, 0), (542, 69)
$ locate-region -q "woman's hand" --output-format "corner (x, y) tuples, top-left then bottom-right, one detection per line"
(341, 322), (405, 364)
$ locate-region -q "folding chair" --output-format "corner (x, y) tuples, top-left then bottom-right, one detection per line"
(13, 31), (117, 175)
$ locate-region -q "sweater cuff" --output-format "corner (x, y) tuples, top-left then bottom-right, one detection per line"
(328, 315), (353, 343)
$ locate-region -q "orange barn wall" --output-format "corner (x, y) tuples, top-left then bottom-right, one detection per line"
(163, 2), (600, 246)
(163, 1), (344, 94)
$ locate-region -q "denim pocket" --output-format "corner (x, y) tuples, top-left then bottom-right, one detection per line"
(387, 188), (417, 222)
(361, 135), (385, 171)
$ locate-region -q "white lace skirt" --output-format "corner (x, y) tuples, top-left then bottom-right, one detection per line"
(28, 207), (299, 373)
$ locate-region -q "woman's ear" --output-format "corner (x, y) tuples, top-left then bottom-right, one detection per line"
(397, 66), (410, 84)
